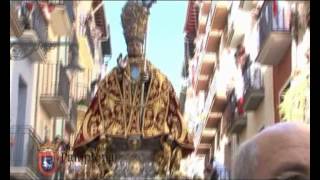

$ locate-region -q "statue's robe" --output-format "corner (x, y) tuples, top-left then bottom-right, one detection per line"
(73, 58), (193, 150)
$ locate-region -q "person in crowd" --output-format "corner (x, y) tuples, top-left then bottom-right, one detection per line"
(204, 158), (215, 180)
(232, 122), (310, 179)
(212, 157), (230, 180)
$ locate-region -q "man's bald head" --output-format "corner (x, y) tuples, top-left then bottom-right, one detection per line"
(232, 122), (310, 179)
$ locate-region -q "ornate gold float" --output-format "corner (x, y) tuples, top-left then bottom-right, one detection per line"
(68, 1), (193, 179)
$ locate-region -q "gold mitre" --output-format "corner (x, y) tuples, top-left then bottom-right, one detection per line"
(121, 1), (149, 46)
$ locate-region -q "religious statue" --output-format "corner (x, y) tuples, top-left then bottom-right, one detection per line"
(72, 1), (193, 179)
(170, 146), (183, 176)
(96, 138), (115, 178)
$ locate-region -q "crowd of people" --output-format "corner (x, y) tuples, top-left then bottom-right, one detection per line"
(203, 122), (310, 180)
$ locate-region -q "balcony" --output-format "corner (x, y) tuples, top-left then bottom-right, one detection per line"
(200, 1), (211, 16)
(10, 2), (48, 62)
(10, 1), (25, 37)
(10, 126), (42, 180)
(85, 22), (95, 59)
(198, 1), (229, 55)
(179, 86), (187, 113)
(72, 82), (91, 103)
(65, 100), (77, 133)
(226, 90), (247, 134)
(210, 2), (230, 31)
(206, 30), (222, 53)
(49, 0), (73, 36)
(239, 1), (260, 11)
(40, 64), (70, 117)
(205, 74), (228, 114)
(66, 32), (82, 71)
(199, 128), (216, 145)
(77, 104), (88, 131)
(18, 30), (46, 63)
(256, 1), (291, 65)
(226, 4), (251, 48)
(230, 112), (247, 134)
(195, 75), (227, 148)
(206, 112), (222, 129)
(196, 143), (211, 155)
(185, 36), (195, 62)
(31, 4), (49, 44)
(197, 1), (211, 35)
(195, 52), (217, 92)
(199, 53), (216, 76)
(243, 63), (264, 111)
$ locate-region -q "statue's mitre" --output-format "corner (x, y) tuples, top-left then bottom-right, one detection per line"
(121, 1), (149, 45)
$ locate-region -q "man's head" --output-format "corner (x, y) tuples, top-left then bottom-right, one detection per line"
(232, 122), (310, 179)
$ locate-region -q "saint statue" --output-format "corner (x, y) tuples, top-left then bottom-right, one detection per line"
(73, 0), (192, 150)
(72, 1), (193, 178)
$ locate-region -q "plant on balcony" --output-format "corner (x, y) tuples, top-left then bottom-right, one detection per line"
(279, 68), (309, 123)
(77, 99), (87, 106)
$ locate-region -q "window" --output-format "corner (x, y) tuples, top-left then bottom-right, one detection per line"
(216, 127), (221, 150)
(55, 118), (64, 137)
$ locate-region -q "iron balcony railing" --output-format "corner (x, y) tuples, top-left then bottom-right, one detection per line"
(203, 72), (218, 116)
(10, 125), (43, 178)
(183, 36), (195, 78)
(225, 89), (247, 133)
(194, 117), (205, 148)
(85, 21), (95, 59)
(192, 73), (218, 146)
(225, 89), (236, 131)
(243, 62), (264, 96)
(31, 3), (48, 43)
(74, 83), (90, 104)
(48, 0), (64, 5)
(101, 25), (112, 57)
(66, 100), (77, 133)
(259, 1), (290, 50)
(64, 1), (75, 23)
(40, 63), (70, 108)
(179, 86), (188, 113)
(10, 1), (49, 43)
(10, 1), (27, 32)
(48, 0), (75, 24)
(67, 32), (82, 71)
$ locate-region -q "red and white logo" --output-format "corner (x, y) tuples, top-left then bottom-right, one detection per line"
(38, 150), (58, 176)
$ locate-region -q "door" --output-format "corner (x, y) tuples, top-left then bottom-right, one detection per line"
(13, 76), (28, 166)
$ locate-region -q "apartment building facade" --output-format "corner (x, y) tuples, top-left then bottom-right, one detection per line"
(181, 0), (309, 177)
(10, 1), (111, 179)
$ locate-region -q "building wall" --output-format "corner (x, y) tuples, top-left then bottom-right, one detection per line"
(183, 1), (309, 178)
(239, 66), (275, 143)
(36, 101), (52, 139)
(10, 60), (14, 123)
(34, 22), (70, 141)
(273, 48), (292, 122)
(10, 59), (37, 129)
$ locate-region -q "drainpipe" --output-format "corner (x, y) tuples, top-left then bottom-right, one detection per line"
(34, 63), (40, 139)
